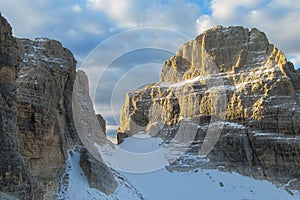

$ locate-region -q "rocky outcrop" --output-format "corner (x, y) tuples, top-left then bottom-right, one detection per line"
(0, 27), (80, 198)
(0, 13), (21, 68)
(119, 26), (300, 135)
(0, 12), (38, 199)
(0, 192), (19, 200)
(15, 37), (78, 199)
(79, 148), (117, 195)
(96, 114), (106, 135)
(72, 70), (118, 194)
(118, 26), (300, 186)
(0, 13), (129, 200)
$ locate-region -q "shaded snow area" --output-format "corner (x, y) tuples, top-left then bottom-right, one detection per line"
(118, 134), (164, 153)
(96, 134), (170, 173)
(117, 136), (300, 200)
(57, 137), (300, 200)
(123, 168), (300, 200)
(56, 147), (144, 200)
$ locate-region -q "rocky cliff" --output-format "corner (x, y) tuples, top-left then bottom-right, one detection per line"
(71, 70), (118, 194)
(0, 12), (38, 199)
(0, 13), (81, 198)
(15, 37), (78, 199)
(0, 13), (139, 200)
(118, 26), (300, 187)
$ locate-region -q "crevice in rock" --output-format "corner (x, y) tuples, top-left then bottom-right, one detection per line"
(245, 129), (267, 179)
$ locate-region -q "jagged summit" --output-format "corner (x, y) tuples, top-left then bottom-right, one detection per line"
(161, 25), (296, 84)
(19, 37), (76, 68)
(120, 25), (300, 134)
(118, 26), (300, 189)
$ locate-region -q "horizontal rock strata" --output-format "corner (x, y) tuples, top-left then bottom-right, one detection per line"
(118, 26), (300, 187)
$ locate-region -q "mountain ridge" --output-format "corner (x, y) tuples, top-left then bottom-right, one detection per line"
(118, 25), (300, 189)
(0, 13), (142, 200)
(1, 10), (300, 199)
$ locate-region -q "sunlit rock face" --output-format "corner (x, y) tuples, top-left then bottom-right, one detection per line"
(118, 26), (300, 188)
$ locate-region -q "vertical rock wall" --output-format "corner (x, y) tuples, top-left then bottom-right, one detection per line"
(0, 13), (121, 200)
(118, 26), (300, 186)
(0, 12), (39, 199)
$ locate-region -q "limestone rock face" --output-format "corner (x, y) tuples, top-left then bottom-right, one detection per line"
(72, 70), (118, 193)
(0, 13), (124, 200)
(120, 26), (300, 135)
(118, 26), (300, 186)
(96, 114), (106, 135)
(0, 12), (39, 199)
(79, 148), (117, 195)
(0, 192), (19, 200)
(0, 13), (21, 68)
(15, 37), (78, 199)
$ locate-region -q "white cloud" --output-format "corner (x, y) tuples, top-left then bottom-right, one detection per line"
(289, 53), (300, 69)
(196, 15), (214, 34)
(211, 0), (261, 20)
(86, 0), (200, 34)
(197, 0), (264, 32)
(87, 0), (139, 27)
(80, 21), (103, 35)
(141, 1), (200, 34)
(72, 4), (82, 12)
(270, 0), (300, 10)
(1, 0), (54, 38)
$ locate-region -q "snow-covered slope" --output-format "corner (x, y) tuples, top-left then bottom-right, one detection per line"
(118, 136), (300, 200)
(56, 147), (144, 200)
(123, 168), (299, 200)
(117, 26), (300, 191)
(56, 136), (300, 200)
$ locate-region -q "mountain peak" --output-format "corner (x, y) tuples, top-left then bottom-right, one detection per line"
(118, 26), (300, 188)
(160, 26), (292, 84)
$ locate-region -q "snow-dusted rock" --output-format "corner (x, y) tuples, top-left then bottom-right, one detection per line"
(118, 26), (300, 188)
(0, 13), (140, 200)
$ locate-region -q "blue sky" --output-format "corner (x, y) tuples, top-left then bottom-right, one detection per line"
(2, 0), (300, 66)
(2, 0), (300, 135)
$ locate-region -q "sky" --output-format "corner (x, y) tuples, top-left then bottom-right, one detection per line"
(2, 0), (300, 65)
(2, 0), (300, 135)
